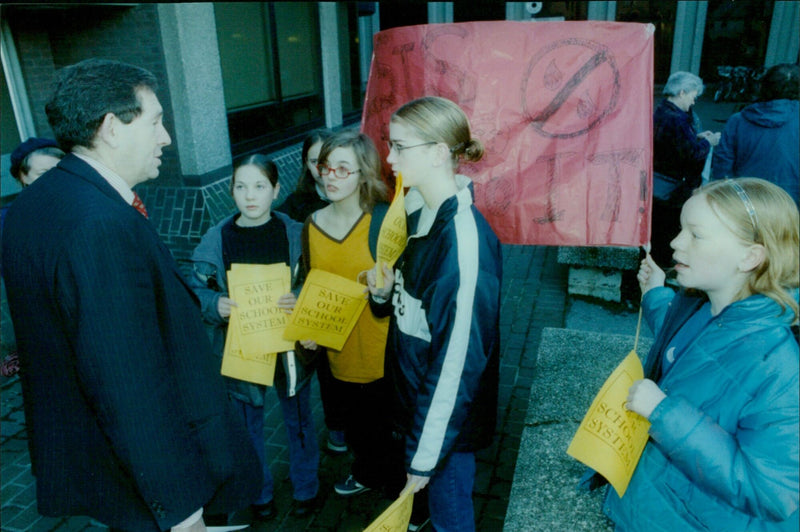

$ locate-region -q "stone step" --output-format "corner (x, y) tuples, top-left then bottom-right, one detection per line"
(558, 246), (641, 302)
(504, 327), (653, 531)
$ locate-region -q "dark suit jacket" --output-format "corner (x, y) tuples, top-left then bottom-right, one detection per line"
(1, 154), (260, 531)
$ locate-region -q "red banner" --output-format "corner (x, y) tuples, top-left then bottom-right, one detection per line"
(361, 21), (654, 246)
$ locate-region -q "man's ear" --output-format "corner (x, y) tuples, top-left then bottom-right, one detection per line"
(739, 243), (766, 273)
(96, 112), (119, 149)
(273, 182), (281, 201)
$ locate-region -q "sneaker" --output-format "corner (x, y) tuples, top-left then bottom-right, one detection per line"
(290, 496), (318, 518)
(251, 500), (277, 521)
(334, 474), (371, 496)
(326, 430), (348, 454)
(408, 517), (430, 532)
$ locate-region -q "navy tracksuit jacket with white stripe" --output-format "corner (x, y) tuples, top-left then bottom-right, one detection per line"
(374, 176), (502, 477)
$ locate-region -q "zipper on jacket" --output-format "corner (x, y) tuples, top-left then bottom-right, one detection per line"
(286, 350), (297, 397)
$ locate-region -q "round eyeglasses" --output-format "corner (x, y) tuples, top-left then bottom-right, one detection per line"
(316, 165), (361, 179)
(386, 141), (437, 152)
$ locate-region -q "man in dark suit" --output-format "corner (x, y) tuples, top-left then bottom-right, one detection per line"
(2, 59), (261, 531)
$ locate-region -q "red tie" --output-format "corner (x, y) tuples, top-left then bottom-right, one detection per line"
(132, 192), (149, 219)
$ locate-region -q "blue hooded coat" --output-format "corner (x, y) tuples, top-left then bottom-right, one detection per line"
(372, 176), (502, 477)
(604, 287), (799, 531)
(712, 99), (799, 202)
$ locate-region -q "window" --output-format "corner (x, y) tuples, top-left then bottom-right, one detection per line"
(1, 66), (21, 157)
(617, 1), (676, 85)
(700, 0), (774, 83)
(454, 3), (506, 22)
(527, 2), (587, 21)
(214, 2), (324, 154)
(379, 2), (427, 31)
(2, 19), (28, 200)
(339, 2), (365, 121)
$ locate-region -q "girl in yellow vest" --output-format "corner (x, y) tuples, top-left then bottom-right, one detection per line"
(296, 129), (405, 498)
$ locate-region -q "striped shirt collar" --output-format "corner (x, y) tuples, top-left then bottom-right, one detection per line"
(73, 152), (135, 205)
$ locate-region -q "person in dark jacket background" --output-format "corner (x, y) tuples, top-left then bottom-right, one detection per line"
(651, 71), (720, 268)
(9, 137), (64, 187)
(712, 63), (799, 203)
(368, 96), (502, 532)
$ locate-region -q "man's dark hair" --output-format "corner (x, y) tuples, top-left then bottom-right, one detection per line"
(45, 58), (158, 152)
(759, 63), (799, 102)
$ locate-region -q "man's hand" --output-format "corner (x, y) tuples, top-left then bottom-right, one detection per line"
(171, 513), (206, 532)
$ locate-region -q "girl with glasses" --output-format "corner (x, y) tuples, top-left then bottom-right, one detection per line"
(296, 129), (405, 501)
(367, 96), (503, 532)
(274, 128), (351, 457)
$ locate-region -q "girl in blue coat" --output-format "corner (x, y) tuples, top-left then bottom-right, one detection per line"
(189, 155), (319, 520)
(605, 178), (799, 531)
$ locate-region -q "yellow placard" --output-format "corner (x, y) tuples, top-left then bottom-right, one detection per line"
(228, 263), (295, 357)
(221, 308), (278, 386)
(363, 487), (414, 532)
(375, 173), (407, 289)
(566, 350), (651, 497)
(282, 269), (368, 350)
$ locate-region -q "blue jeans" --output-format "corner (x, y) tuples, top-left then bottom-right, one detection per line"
(234, 381), (319, 504)
(428, 452), (476, 532)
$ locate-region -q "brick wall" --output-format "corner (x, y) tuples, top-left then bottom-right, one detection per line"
(9, 4), (181, 185)
(12, 27), (56, 136)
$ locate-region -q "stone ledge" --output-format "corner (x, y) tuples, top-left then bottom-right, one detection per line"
(505, 424), (614, 531)
(526, 328), (653, 425)
(557, 246), (640, 270)
(558, 247), (640, 302)
(505, 328), (653, 531)
(567, 267), (622, 302)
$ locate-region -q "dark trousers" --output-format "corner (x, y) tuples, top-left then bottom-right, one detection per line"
(316, 354), (348, 432)
(328, 375), (405, 494)
(651, 199), (682, 268)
